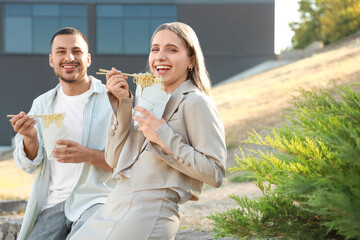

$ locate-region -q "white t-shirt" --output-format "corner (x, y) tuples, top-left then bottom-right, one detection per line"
(44, 86), (91, 209)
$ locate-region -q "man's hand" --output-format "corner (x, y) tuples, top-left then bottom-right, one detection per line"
(10, 111), (37, 139)
(10, 111), (39, 160)
(53, 139), (112, 172)
(106, 67), (130, 101)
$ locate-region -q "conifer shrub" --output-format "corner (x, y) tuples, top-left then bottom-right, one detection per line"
(209, 84), (360, 239)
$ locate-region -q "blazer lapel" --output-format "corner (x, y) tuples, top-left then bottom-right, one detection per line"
(162, 88), (184, 122)
(138, 80), (196, 153)
(137, 129), (146, 153)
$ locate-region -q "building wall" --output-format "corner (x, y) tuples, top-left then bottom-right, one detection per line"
(0, 0), (274, 145)
(178, 3), (275, 83)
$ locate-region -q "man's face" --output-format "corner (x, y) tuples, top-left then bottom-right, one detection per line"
(49, 34), (91, 84)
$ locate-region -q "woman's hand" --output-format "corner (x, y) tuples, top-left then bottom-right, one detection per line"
(106, 67), (130, 101)
(134, 106), (172, 154)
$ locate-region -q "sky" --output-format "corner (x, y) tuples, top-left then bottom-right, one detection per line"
(274, 0), (301, 54)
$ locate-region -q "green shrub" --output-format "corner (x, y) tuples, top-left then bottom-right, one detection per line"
(229, 171), (257, 183)
(209, 84), (360, 239)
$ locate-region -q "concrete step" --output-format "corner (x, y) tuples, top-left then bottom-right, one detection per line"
(0, 200), (27, 214)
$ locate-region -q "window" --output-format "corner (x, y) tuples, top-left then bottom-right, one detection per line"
(96, 5), (177, 55)
(4, 3), (87, 54)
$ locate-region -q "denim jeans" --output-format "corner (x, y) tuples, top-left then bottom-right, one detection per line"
(27, 201), (101, 240)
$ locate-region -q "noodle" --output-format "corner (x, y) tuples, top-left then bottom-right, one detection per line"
(43, 113), (65, 128)
(132, 73), (162, 89)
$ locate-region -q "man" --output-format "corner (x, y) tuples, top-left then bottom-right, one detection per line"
(9, 27), (116, 240)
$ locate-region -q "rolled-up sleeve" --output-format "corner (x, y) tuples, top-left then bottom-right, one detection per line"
(13, 133), (43, 174)
(13, 99), (44, 174)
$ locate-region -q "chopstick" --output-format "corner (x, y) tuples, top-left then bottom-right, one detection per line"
(7, 115), (44, 118)
(96, 68), (134, 77)
(7, 113), (66, 118)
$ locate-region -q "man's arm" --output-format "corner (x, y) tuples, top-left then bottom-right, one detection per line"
(52, 139), (113, 172)
(86, 148), (113, 172)
(10, 112), (39, 160)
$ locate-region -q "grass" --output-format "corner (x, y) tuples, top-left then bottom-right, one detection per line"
(212, 42), (360, 150)
(0, 159), (34, 200)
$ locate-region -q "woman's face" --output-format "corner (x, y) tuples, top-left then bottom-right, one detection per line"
(149, 29), (192, 94)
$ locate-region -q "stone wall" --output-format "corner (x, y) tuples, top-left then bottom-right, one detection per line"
(278, 41), (324, 60)
(0, 216), (22, 240)
(0, 216), (237, 240)
(0, 200), (26, 240)
(279, 31), (360, 61)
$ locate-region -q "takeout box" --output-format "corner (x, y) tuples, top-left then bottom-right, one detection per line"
(42, 114), (67, 161)
(134, 83), (170, 127)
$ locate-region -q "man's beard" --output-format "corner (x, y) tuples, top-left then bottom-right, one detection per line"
(55, 64), (86, 84)
(59, 77), (77, 84)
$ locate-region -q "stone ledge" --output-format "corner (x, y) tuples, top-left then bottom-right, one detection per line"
(0, 200), (27, 214)
(0, 216), (236, 240)
(0, 215), (22, 240)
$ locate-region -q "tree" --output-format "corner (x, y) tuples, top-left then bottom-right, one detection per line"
(320, 0), (360, 44)
(290, 0), (323, 49)
(290, 0), (360, 49)
(208, 84), (360, 239)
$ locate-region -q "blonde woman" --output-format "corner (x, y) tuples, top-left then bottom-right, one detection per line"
(70, 22), (226, 240)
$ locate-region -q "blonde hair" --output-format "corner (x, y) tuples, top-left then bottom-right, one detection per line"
(150, 22), (211, 95)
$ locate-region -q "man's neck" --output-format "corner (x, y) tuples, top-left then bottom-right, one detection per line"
(60, 76), (91, 96)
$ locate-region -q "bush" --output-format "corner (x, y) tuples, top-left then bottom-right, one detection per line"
(209, 84), (360, 239)
(229, 171), (257, 183)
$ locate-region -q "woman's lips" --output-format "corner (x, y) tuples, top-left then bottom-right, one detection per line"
(155, 65), (171, 75)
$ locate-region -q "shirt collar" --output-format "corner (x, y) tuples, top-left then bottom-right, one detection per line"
(46, 75), (104, 107)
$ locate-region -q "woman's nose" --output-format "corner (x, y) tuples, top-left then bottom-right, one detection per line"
(156, 50), (166, 61)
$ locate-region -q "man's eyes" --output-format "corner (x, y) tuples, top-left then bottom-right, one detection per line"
(55, 50), (82, 54)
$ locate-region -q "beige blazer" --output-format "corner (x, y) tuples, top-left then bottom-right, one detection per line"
(105, 80), (226, 201)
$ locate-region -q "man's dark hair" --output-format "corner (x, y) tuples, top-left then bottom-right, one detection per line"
(50, 27), (88, 48)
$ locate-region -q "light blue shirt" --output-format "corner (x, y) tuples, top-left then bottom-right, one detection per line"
(13, 76), (116, 240)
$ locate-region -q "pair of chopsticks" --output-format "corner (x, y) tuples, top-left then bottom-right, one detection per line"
(96, 68), (134, 77)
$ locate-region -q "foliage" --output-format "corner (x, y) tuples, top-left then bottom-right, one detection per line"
(320, 0), (360, 44)
(290, 0), (360, 49)
(229, 171), (257, 183)
(210, 194), (328, 240)
(290, 0), (324, 49)
(208, 84), (360, 239)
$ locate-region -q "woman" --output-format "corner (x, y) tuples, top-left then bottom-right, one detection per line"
(70, 22), (226, 240)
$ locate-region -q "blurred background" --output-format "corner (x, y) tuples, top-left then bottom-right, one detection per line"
(1, 1), (360, 238)
(0, 0), (281, 148)
(1, 0), (359, 188)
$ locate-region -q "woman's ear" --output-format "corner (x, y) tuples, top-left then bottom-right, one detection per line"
(189, 56), (195, 70)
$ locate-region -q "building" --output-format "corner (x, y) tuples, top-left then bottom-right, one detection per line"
(0, 0), (275, 146)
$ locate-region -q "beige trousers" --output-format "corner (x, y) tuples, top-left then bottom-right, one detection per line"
(69, 176), (180, 240)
